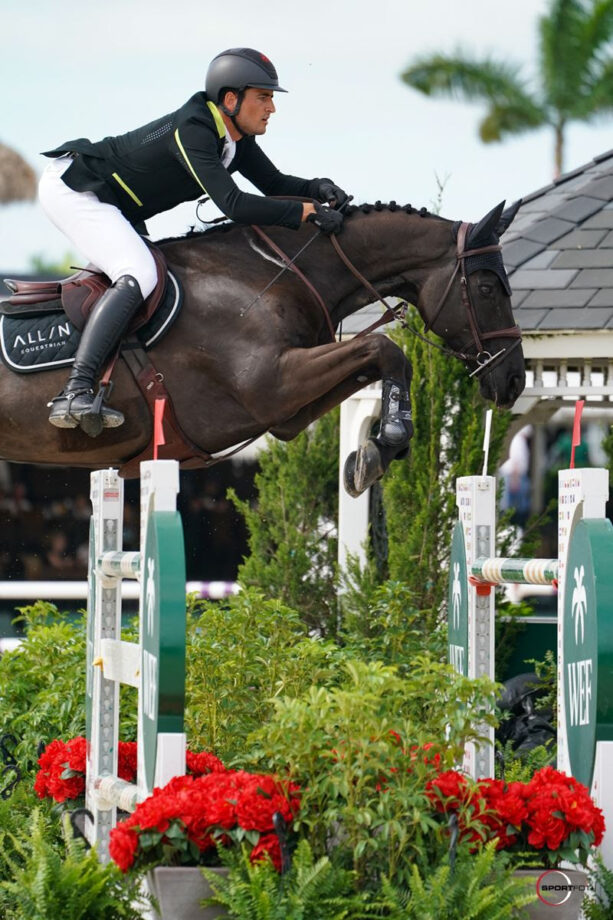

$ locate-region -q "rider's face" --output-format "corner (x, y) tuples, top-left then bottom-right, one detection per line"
(232, 88), (276, 136)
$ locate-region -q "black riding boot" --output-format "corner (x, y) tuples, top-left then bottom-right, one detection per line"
(48, 275), (143, 437)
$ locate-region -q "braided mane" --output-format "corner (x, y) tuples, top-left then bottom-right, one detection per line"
(155, 200), (440, 245)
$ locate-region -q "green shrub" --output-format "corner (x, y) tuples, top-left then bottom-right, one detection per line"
(185, 589), (349, 761)
(0, 602), (137, 779)
(0, 604), (87, 776)
(368, 841), (535, 919)
(229, 409), (340, 635)
(247, 658), (499, 885)
(0, 810), (145, 919)
(204, 839), (363, 919)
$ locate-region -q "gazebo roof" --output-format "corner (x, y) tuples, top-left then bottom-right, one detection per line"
(505, 149), (613, 332)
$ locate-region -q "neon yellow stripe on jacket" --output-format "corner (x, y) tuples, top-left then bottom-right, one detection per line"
(111, 172), (143, 207)
(174, 128), (208, 194)
(206, 101), (226, 138)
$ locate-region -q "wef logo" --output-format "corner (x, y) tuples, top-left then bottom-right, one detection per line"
(452, 562), (461, 629)
(571, 564), (587, 646)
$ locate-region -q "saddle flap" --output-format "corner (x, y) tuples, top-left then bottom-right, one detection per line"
(61, 246), (168, 332)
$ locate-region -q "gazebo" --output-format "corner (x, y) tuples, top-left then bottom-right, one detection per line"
(338, 149), (613, 569)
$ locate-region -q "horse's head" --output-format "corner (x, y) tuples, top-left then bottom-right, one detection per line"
(418, 201), (525, 408)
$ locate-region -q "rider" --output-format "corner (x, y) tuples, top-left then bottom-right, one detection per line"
(38, 47), (348, 436)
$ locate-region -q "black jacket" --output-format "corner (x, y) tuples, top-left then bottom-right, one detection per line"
(43, 92), (319, 228)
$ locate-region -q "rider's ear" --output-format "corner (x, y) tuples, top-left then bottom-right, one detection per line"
(496, 199), (522, 236)
(467, 202), (506, 247)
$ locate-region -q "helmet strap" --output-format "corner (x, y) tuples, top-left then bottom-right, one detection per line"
(219, 90), (245, 132)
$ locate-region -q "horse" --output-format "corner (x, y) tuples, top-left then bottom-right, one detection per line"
(0, 198), (525, 496)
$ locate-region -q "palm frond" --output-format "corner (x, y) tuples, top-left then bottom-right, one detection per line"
(479, 101), (550, 142)
(401, 53), (536, 106)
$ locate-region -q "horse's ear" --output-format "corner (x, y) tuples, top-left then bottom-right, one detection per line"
(496, 199), (522, 236)
(467, 202), (506, 247)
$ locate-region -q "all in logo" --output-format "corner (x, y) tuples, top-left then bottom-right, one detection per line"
(448, 523), (468, 676)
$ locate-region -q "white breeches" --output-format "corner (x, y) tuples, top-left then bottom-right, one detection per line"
(38, 156), (158, 299)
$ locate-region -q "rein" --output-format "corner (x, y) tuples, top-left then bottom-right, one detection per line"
(251, 218), (522, 379)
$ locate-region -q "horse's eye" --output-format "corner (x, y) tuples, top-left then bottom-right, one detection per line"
(478, 283), (493, 296)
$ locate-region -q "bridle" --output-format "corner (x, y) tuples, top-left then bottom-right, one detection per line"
(250, 217), (522, 380)
(421, 222), (522, 377)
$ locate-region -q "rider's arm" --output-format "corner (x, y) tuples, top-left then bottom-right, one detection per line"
(174, 115), (306, 228)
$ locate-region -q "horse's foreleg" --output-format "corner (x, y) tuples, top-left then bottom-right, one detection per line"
(258, 336), (413, 497)
(269, 370), (380, 439)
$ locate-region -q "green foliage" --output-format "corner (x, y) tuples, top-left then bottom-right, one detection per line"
(247, 658), (499, 885)
(400, 0), (613, 174)
(0, 603), (137, 779)
(0, 810), (145, 920)
(495, 741), (555, 782)
(0, 783), (62, 887)
(184, 589), (348, 761)
(229, 409), (340, 634)
(367, 841), (535, 919)
(382, 316), (511, 613)
(29, 252), (76, 276)
(341, 580), (447, 669)
(525, 649), (558, 726)
(204, 839), (364, 919)
(0, 604), (87, 776)
(584, 855), (613, 920)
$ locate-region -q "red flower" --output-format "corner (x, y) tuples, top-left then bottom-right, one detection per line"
(117, 741), (138, 782)
(250, 833), (282, 871)
(235, 774), (300, 832)
(109, 767), (301, 873)
(186, 750), (226, 776)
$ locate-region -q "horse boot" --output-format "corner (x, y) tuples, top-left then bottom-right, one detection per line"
(48, 275), (143, 437)
(378, 378), (413, 453)
(352, 378), (413, 495)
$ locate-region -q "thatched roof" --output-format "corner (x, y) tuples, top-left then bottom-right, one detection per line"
(0, 143), (37, 203)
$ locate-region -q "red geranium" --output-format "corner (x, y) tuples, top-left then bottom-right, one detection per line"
(34, 737), (225, 805)
(108, 767), (300, 874)
(426, 765), (605, 868)
(34, 737), (137, 803)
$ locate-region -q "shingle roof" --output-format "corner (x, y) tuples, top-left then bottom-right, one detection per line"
(504, 149), (613, 331)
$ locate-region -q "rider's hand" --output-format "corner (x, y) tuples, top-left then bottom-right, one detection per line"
(314, 178), (349, 209)
(307, 201), (344, 235)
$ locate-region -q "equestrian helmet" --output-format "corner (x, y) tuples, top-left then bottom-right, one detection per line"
(205, 48), (288, 102)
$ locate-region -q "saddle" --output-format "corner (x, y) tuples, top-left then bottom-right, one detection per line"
(1, 246), (215, 477)
(2, 244), (167, 333)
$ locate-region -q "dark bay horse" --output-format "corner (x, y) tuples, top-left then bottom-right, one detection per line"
(1, 199), (525, 495)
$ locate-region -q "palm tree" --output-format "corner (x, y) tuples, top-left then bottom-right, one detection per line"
(0, 142), (37, 204)
(400, 0), (613, 177)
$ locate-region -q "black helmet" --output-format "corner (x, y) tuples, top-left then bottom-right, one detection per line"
(205, 48), (288, 103)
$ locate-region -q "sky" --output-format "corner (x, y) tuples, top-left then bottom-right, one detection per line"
(2, 0), (613, 272)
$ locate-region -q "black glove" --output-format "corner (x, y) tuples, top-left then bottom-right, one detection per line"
(307, 201), (344, 235)
(313, 178), (349, 208)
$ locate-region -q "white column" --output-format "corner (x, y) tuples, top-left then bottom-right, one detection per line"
(338, 384), (381, 575)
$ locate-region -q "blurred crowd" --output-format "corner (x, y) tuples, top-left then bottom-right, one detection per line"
(0, 460), (255, 583)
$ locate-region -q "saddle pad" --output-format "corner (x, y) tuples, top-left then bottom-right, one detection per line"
(0, 271), (182, 374)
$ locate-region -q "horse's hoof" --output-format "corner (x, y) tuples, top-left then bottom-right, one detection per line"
(343, 451), (361, 498)
(354, 440), (385, 495)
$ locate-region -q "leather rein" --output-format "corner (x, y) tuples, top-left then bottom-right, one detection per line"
(252, 220), (522, 380)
